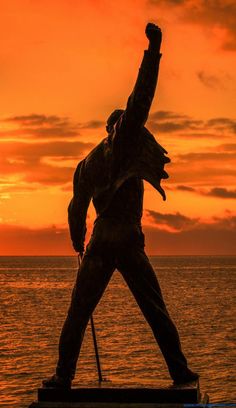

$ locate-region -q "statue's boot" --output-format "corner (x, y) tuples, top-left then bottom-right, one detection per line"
(172, 369), (199, 385)
(42, 374), (71, 389)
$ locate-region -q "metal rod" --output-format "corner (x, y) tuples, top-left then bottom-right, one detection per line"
(78, 255), (103, 382)
(90, 314), (103, 382)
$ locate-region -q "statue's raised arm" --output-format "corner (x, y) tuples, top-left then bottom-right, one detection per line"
(108, 23), (162, 140)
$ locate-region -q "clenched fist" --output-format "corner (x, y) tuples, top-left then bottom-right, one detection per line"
(145, 23), (162, 51)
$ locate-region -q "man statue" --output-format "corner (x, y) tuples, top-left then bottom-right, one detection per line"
(43, 23), (199, 388)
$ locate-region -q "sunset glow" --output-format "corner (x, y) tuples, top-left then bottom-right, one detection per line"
(0, 0), (235, 255)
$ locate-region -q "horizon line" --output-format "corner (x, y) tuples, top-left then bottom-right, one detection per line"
(1, 254), (236, 257)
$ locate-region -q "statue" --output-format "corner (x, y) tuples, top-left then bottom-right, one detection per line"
(43, 23), (199, 389)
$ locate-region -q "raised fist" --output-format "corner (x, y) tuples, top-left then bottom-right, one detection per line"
(145, 23), (162, 47)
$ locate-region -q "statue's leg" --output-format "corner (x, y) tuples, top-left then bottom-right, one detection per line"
(56, 253), (115, 380)
(117, 248), (193, 381)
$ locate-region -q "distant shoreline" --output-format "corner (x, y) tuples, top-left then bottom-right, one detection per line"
(1, 254), (236, 257)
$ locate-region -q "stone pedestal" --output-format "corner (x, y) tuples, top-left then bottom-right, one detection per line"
(29, 379), (209, 407)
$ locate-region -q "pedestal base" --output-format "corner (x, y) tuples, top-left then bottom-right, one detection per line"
(29, 379), (209, 407)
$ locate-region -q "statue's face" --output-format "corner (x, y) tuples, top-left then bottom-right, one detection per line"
(106, 123), (113, 134)
(106, 109), (124, 132)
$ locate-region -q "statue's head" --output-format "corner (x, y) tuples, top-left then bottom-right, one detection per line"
(106, 109), (124, 133)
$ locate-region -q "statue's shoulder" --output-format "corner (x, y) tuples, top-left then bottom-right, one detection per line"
(74, 137), (109, 180)
(84, 137), (109, 168)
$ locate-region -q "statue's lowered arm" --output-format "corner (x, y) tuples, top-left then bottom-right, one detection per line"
(68, 161), (91, 254)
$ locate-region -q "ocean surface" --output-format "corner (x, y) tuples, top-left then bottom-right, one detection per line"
(0, 255), (235, 407)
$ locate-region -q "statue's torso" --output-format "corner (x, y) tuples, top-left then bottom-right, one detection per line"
(99, 177), (144, 224)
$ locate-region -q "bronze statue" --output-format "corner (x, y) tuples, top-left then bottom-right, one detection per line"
(43, 23), (199, 389)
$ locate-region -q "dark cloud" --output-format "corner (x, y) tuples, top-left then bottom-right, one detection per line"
(148, 0), (186, 5)
(176, 185), (196, 192)
(183, 0), (236, 51)
(146, 210), (199, 231)
(147, 111), (235, 137)
(149, 111), (188, 121)
(1, 114), (105, 139)
(78, 120), (104, 129)
(211, 214), (236, 229)
(2, 114), (79, 138)
(4, 114), (67, 126)
(176, 151), (235, 162)
(197, 70), (231, 89)
(207, 118), (236, 133)
(218, 143), (236, 151)
(25, 126), (79, 138)
(197, 71), (222, 88)
(147, 111), (204, 134)
(206, 187), (236, 199)
(148, 0), (236, 51)
(149, 120), (203, 133)
(145, 212), (236, 240)
(174, 185), (236, 199)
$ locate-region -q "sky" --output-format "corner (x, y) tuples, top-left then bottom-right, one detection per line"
(0, 0), (235, 255)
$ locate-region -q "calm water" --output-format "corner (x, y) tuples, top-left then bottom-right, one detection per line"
(0, 255), (235, 407)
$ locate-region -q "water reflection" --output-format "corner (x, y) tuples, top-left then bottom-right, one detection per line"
(0, 256), (235, 407)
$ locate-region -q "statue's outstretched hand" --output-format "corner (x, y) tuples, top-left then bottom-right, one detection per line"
(145, 23), (162, 50)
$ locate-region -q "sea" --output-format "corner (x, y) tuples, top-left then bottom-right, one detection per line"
(0, 255), (235, 407)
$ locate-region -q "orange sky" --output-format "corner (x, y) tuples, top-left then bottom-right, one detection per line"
(0, 0), (235, 255)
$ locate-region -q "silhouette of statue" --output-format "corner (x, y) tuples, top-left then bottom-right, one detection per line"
(43, 23), (199, 389)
